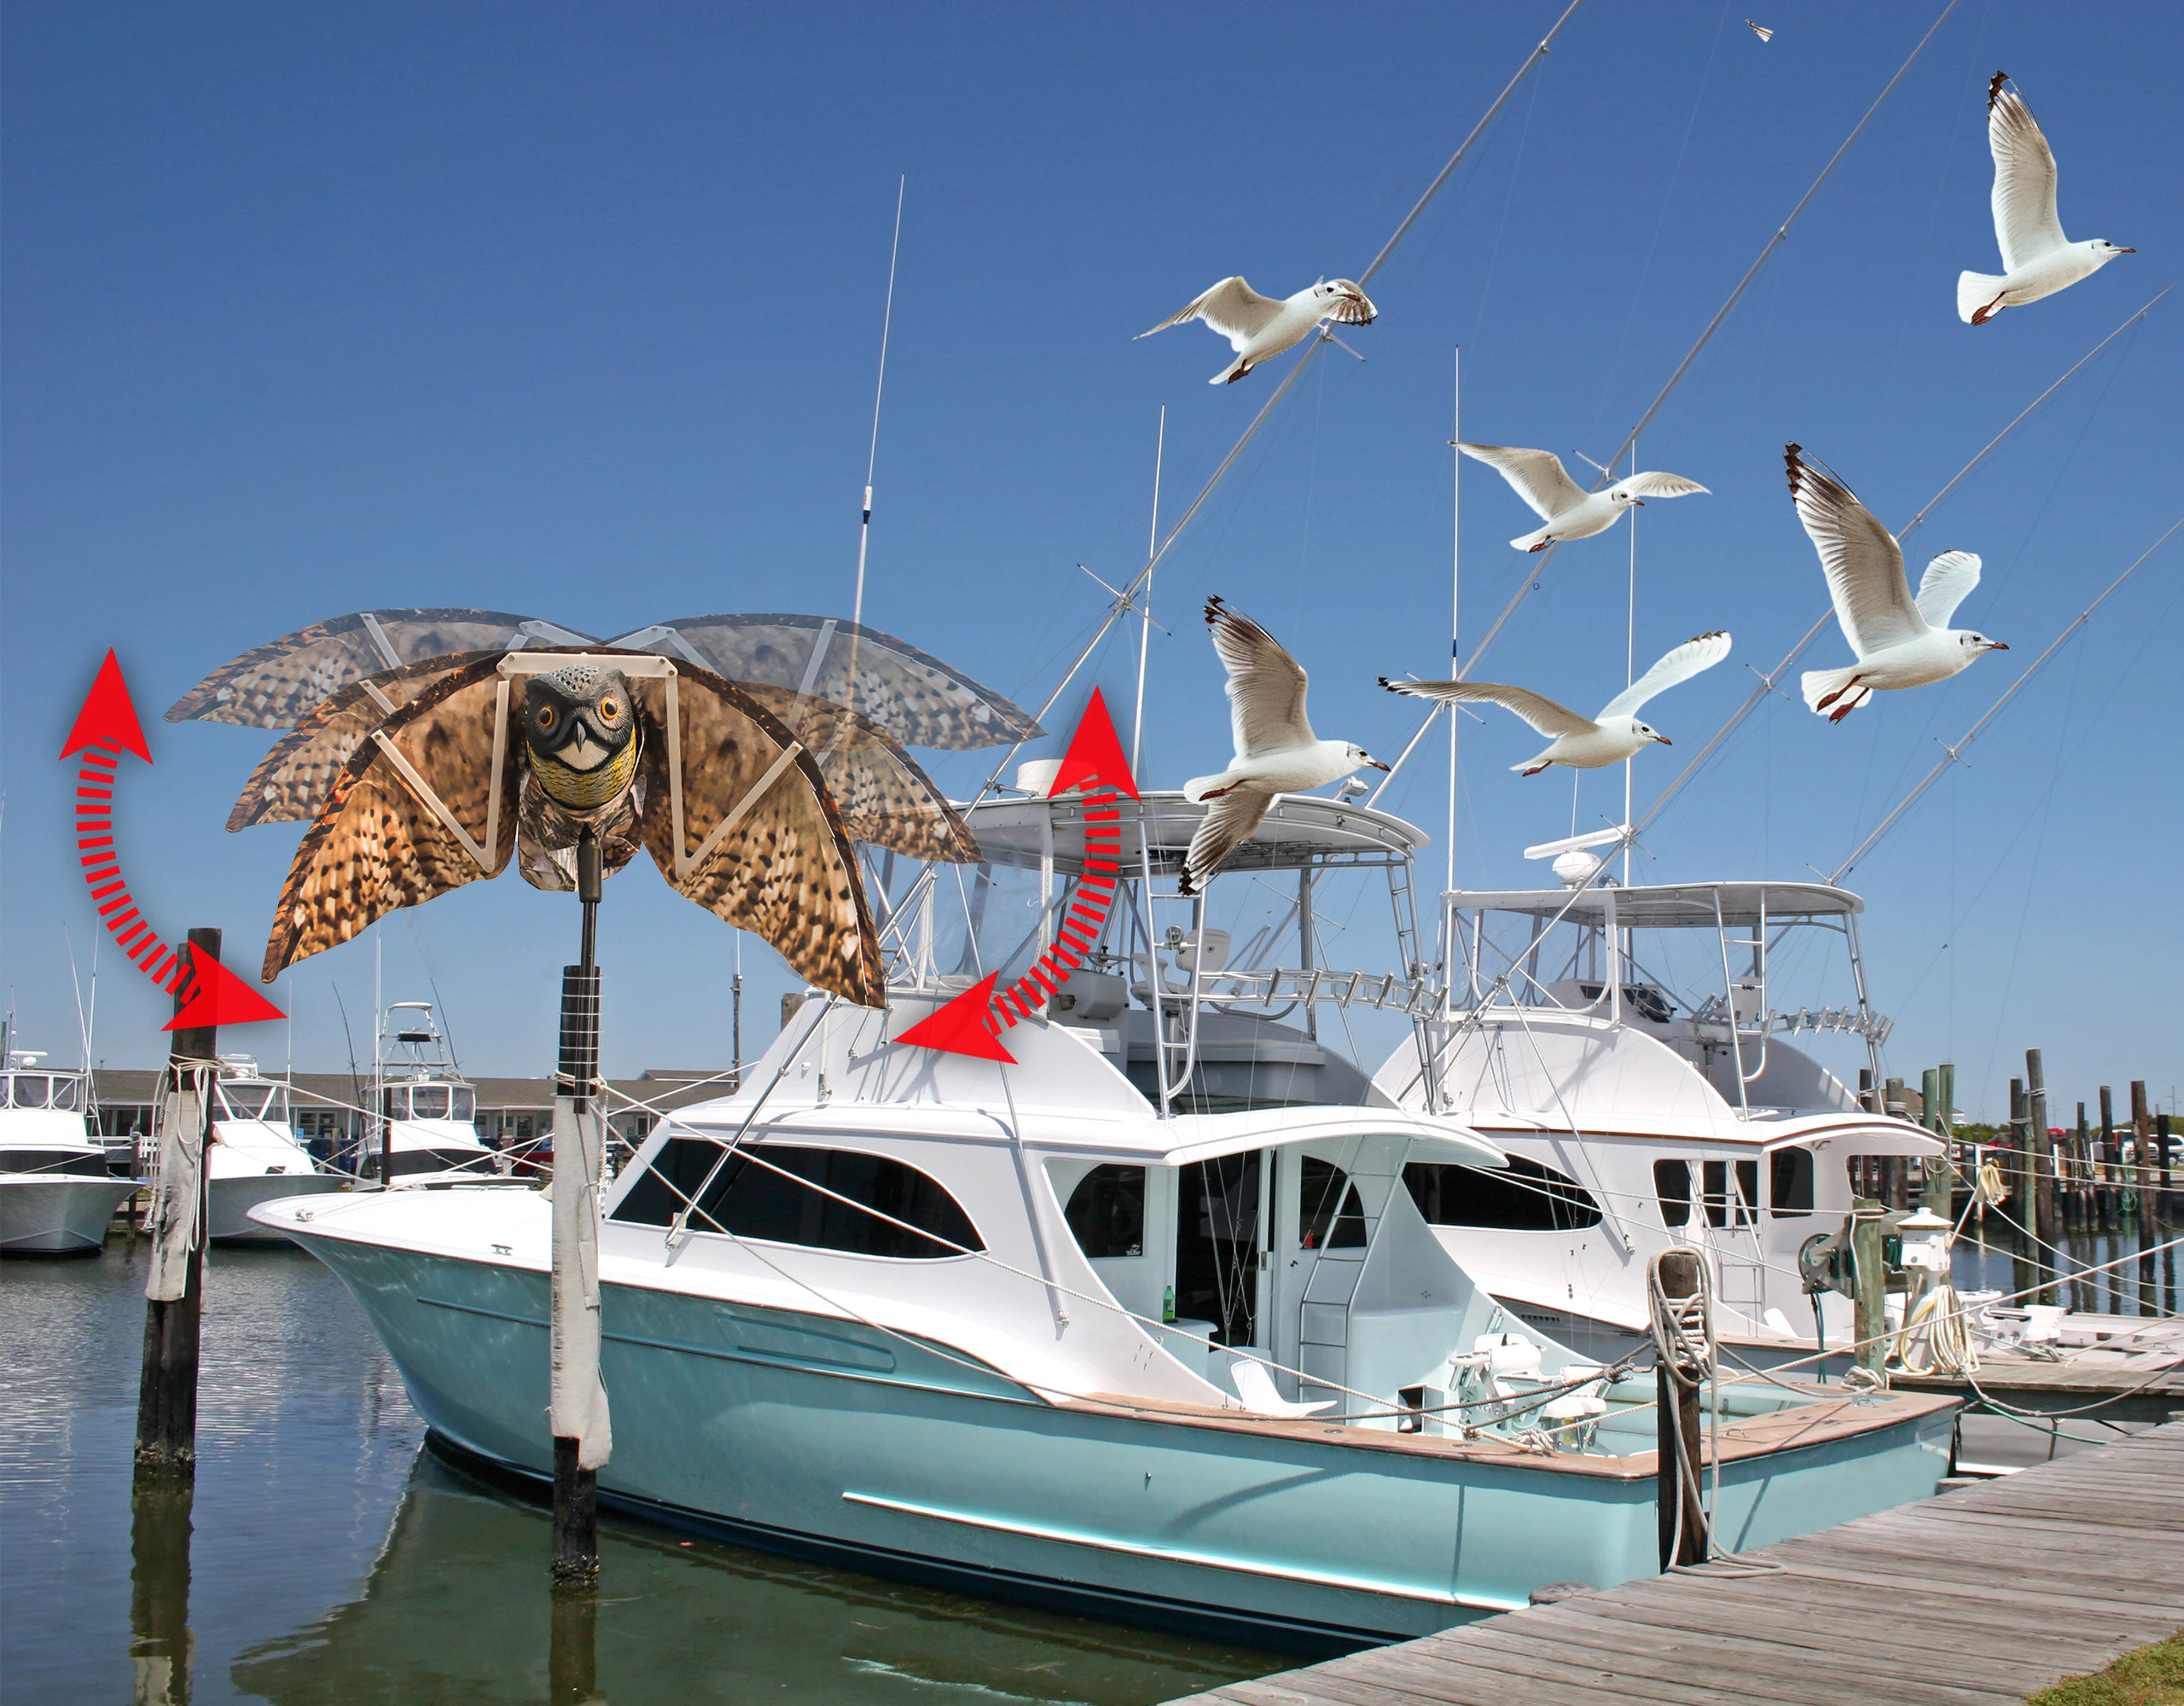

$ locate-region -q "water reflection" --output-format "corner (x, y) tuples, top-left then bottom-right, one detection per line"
(131, 1471), (195, 1706)
(234, 1448), (1272, 1704)
(3, 1239), (1274, 1705)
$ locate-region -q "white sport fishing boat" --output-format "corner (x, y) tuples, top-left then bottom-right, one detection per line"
(259, 786), (1955, 1647)
(368, 1003), (514, 1188)
(205, 1055), (349, 1243)
(0, 1052), (142, 1255)
(1374, 854), (1945, 1368)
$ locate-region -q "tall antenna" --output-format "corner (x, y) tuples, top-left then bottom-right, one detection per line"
(1446, 348), (1460, 902)
(1131, 406), (1165, 775)
(851, 176), (907, 630)
(1623, 436), (1636, 885)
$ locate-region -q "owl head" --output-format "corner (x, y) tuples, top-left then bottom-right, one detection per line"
(526, 664), (639, 810)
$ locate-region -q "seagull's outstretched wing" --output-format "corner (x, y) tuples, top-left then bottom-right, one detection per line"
(1597, 631), (1732, 721)
(1988, 74), (2065, 270)
(1180, 790), (1276, 897)
(1455, 444), (1589, 521)
(1136, 277), (1287, 351)
(1913, 551), (1984, 630)
(1205, 596), (1313, 759)
(1380, 677), (1596, 738)
(1785, 445), (1925, 659)
(632, 666), (886, 1008)
(226, 654), (495, 830)
(607, 612), (1041, 751)
(169, 610), (596, 729)
(1620, 471), (1711, 501)
(261, 658), (520, 981)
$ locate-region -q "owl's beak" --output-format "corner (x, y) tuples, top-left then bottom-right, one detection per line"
(559, 720), (616, 770)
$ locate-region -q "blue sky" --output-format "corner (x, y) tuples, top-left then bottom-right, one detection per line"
(3, 1), (2176, 1120)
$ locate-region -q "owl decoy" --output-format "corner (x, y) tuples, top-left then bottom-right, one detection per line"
(262, 648), (891, 1007)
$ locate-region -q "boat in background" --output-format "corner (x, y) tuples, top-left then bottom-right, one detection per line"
(205, 1055), (350, 1243)
(366, 1003), (520, 1189)
(0, 1051), (142, 1255)
(1376, 873), (1944, 1368)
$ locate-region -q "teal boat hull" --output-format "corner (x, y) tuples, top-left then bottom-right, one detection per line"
(293, 1229), (1956, 1648)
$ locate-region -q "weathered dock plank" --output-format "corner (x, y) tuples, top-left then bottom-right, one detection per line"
(1166, 1419), (2184, 1706)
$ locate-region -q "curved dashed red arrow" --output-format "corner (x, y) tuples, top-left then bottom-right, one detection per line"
(62, 650), (282, 1027)
(900, 688), (1136, 1062)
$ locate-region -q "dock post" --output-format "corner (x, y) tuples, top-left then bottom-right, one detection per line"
(2159, 1112), (2175, 1314)
(1920, 1065), (1955, 1217)
(1850, 1198), (1888, 1376)
(1652, 1249), (1708, 1570)
(550, 827), (610, 1587)
(2027, 1050), (2057, 1306)
(136, 927), (219, 1475)
(2099, 1086), (2117, 1233)
(2132, 1082), (2155, 1314)
(2007, 1078), (2030, 1285)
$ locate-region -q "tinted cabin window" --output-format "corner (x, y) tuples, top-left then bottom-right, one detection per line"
(1769, 1147), (1815, 1217)
(1404, 1158), (1602, 1231)
(613, 1137), (983, 1260)
(387, 1148), (496, 1179)
(411, 1087), (451, 1120)
(451, 1088), (477, 1122)
(0, 1148), (106, 1175)
(1298, 1157), (1366, 1249)
(1065, 1164), (1146, 1258)
(1654, 1160), (1692, 1227)
(1702, 1159), (1760, 1228)
(12, 1076), (52, 1109)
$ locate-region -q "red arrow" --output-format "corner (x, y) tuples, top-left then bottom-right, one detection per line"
(63, 650), (283, 1024)
(905, 693), (1134, 1060)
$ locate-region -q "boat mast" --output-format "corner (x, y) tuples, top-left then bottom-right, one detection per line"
(1623, 438), (1636, 887)
(851, 175), (905, 632)
(1131, 406), (1165, 775)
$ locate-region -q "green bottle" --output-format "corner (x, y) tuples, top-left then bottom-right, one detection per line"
(1162, 1285), (1176, 1324)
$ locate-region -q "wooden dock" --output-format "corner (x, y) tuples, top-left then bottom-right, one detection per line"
(1165, 1419), (2184, 1706)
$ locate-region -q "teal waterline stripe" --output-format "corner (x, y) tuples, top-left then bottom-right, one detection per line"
(840, 1491), (1525, 1612)
(413, 1295), (1043, 1407)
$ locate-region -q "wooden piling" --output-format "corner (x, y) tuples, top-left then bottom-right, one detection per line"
(2099, 1085), (2117, 1232)
(1851, 1198), (1888, 1374)
(2028, 1049), (2057, 1305)
(2134, 1081), (2156, 1314)
(135, 927), (219, 1475)
(2008, 1078), (2035, 1299)
(1653, 1248), (1707, 1570)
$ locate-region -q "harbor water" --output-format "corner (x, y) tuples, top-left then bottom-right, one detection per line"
(0, 1239), (1278, 1705)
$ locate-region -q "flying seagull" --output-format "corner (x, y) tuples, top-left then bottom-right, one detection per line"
(1381, 632), (1731, 775)
(1180, 597), (1387, 895)
(1137, 277), (1377, 386)
(1455, 443), (1708, 552)
(258, 649), (891, 1004)
(1785, 445), (2007, 722)
(1959, 73), (2132, 326)
(1746, 20), (1772, 42)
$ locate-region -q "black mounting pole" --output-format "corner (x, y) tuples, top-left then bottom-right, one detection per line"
(552, 827), (603, 1587)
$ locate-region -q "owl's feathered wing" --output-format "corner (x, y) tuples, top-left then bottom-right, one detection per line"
(262, 659), (520, 981)
(610, 612), (1040, 751)
(632, 668), (886, 1008)
(169, 609), (596, 729)
(733, 683), (979, 864)
(226, 653), (495, 830)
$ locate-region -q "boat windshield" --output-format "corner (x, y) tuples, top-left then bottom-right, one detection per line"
(218, 1082), (290, 1123)
(2, 1074), (78, 1111)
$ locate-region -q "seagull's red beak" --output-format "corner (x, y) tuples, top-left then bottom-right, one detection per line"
(1989, 641), (2010, 650)
(1630, 498), (1646, 507)
(1366, 758), (1391, 772)
(1654, 734), (1673, 746)
(2117, 247), (2136, 253)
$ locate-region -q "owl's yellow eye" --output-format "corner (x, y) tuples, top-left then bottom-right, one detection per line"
(537, 705), (556, 729)
(599, 697), (620, 721)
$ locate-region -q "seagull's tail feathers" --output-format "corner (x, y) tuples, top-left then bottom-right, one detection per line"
(1801, 665), (1870, 717)
(1958, 271), (2007, 325)
(1510, 751), (1557, 775)
(1183, 770), (1236, 804)
(1511, 523), (1554, 552)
